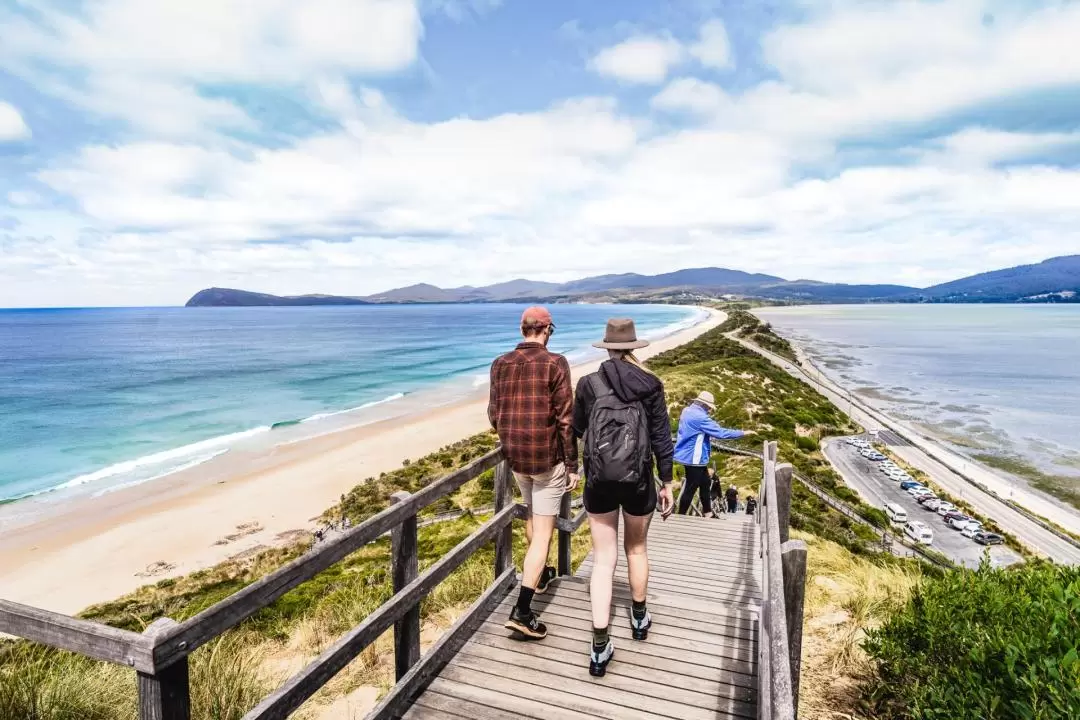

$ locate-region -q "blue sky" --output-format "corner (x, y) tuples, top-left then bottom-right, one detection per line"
(1, 0), (1079, 307)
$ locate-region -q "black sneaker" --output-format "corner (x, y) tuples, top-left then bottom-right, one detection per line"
(589, 639), (614, 677)
(505, 606), (547, 639)
(630, 609), (652, 640)
(536, 566), (558, 595)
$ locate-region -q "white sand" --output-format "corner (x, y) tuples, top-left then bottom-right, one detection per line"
(0, 307), (725, 615)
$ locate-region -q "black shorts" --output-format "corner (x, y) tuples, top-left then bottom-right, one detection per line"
(584, 480), (658, 516)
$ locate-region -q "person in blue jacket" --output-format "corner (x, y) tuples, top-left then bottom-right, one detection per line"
(675, 391), (748, 517)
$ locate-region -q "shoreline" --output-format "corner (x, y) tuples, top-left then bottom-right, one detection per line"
(742, 312), (1080, 545)
(0, 306), (724, 615)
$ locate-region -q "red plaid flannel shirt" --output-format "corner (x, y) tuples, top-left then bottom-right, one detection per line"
(487, 342), (577, 475)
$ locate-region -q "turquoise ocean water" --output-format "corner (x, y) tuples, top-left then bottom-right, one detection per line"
(0, 304), (702, 504)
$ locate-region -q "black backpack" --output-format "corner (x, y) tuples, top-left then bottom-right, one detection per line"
(584, 373), (651, 487)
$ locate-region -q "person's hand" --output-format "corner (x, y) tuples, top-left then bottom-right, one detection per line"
(566, 472), (580, 492)
(658, 484), (674, 520)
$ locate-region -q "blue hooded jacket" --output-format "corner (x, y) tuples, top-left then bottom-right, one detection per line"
(674, 402), (745, 466)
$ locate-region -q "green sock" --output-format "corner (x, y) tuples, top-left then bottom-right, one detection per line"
(592, 625), (609, 649)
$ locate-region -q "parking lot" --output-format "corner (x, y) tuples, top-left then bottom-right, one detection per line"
(824, 436), (1024, 568)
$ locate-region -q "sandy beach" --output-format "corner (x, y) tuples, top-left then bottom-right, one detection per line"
(0, 307), (725, 615)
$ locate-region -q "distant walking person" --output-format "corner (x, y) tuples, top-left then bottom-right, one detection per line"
(573, 318), (674, 677)
(726, 485), (739, 514)
(489, 306), (578, 640)
(674, 391), (747, 517)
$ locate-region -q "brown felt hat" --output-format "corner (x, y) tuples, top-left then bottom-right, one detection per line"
(593, 318), (650, 350)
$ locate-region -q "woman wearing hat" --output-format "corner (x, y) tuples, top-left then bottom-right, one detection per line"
(572, 318), (675, 677)
(674, 390), (748, 517)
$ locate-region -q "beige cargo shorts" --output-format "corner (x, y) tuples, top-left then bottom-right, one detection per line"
(513, 463), (569, 517)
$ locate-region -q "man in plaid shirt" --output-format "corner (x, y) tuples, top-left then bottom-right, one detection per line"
(489, 306), (578, 640)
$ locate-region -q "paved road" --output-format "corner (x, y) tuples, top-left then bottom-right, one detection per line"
(824, 439), (1023, 568)
(728, 333), (1080, 565)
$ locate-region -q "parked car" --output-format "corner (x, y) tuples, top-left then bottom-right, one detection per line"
(974, 531), (1005, 546)
(935, 502), (958, 516)
(942, 511), (967, 525)
(947, 514), (974, 530)
(884, 502), (908, 524)
(917, 494), (939, 506)
(905, 520), (934, 546)
(908, 487), (934, 498)
(869, 453), (887, 462)
(922, 498), (942, 511)
(900, 480), (924, 491)
(961, 524), (983, 539)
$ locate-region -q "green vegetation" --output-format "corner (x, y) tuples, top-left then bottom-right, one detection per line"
(647, 325), (898, 554)
(864, 561), (1080, 719)
(973, 452), (1080, 513)
(715, 308), (799, 363)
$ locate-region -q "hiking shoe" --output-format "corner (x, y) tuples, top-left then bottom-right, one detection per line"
(589, 639), (614, 677)
(505, 606), (547, 640)
(631, 610), (652, 640)
(536, 566), (558, 595)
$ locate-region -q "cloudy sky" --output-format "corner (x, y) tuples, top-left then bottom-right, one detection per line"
(1, 0), (1079, 307)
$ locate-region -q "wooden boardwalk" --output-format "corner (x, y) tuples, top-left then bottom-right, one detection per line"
(404, 512), (762, 720)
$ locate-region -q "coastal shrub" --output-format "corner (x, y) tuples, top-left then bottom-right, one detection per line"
(796, 436), (819, 452)
(864, 561), (1080, 719)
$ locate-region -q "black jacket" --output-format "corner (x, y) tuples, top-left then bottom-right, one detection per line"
(573, 359), (675, 484)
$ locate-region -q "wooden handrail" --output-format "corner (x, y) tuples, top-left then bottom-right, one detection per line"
(151, 448), (503, 670)
(0, 600), (154, 672)
(241, 501), (522, 720)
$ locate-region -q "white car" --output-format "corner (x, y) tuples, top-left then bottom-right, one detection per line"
(936, 502), (958, 516)
(961, 524), (983, 539)
(922, 498), (943, 511)
(951, 517), (982, 532)
(905, 520), (934, 546)
(908, 487), (934, 498)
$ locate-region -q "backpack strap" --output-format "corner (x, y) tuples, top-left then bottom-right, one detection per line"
(587, 372), (612, 400)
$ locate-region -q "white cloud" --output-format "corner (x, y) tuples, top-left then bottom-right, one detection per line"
(0, 101), (29, 141)
(651, 77), (728, 115)
(590, 36), (684, 85)
(0, 0), (423, 135)
(7, 190), (43, 207)
(689, 19), (732, 70)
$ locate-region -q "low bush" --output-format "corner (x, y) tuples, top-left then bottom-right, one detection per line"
(863, 561), (1080, 719)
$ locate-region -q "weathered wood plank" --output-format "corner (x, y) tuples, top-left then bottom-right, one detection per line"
(366, 567), (516, 720)
(493, 460), (513, 576)
(578, 558), (762, 590)
(439, 663), (716, 720)
(781, 539), (807, 716)
(0, 599), (153, 672)
(406, 691), (529, 720)
(517, 585), (757, 637)
(391, 492), (420, 682)
(138, 618), (190, 720)
(426, 677), (607, 720)
(493, 594), (755, 646)
(153, 448), (504, 670)
(479, 613), (757, 667)
(554, 577), (761, 615)
(242, 503), (516, 720)
(458, 640), (757, 719)
(762, 441), (795, 720)
(464, 629), (758, 701)
(775, 464), (794, 545)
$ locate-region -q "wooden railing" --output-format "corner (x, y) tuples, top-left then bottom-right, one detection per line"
(757, 440), (807, 720)
(2, 443), (802, 719)
(0, 447), (593, 720)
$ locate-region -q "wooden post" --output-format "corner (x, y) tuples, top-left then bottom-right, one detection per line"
(138, 618), (190, 720)
(781, 539), (808, 717)
(493, 459), (513, 576)
(557, 491), (572, 576)
(775, 463), (794, 545)
(390, 491), (420, 682)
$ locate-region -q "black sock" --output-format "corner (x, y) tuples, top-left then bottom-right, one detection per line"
(632, 600), (647, 620)
(592, 625), (610, 649)
(516, 586), (535, 613)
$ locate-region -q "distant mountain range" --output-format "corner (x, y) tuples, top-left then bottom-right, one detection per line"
(186, 255), (1080, 307)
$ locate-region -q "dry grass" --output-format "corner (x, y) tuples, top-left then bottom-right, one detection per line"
(797, 531), (922, 720)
